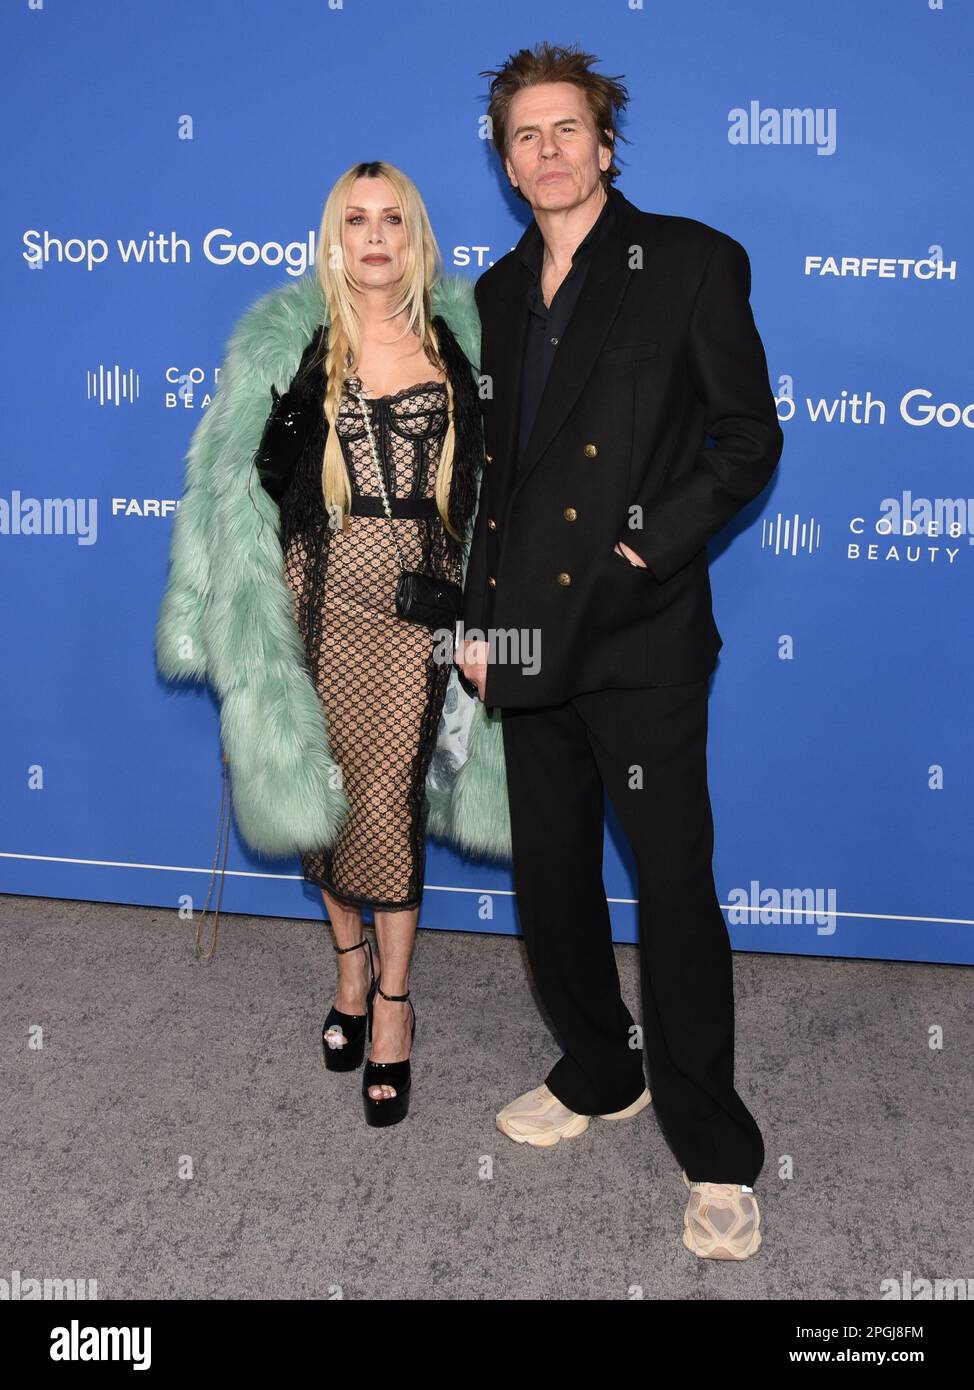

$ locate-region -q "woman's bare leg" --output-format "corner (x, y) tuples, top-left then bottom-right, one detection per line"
(322, 890), (376, 1049)
(367, 906), (418, 1100)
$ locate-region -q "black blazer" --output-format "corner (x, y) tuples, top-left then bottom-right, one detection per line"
(462, 184), (784, 709)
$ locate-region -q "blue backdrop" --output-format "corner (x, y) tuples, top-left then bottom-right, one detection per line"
(2, 0), (971, 965)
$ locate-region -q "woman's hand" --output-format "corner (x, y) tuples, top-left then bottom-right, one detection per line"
(455, 638), (489, 702)
(614, 541), (647, 567)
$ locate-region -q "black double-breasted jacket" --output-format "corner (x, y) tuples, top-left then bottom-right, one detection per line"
(462, 183), (785, 709)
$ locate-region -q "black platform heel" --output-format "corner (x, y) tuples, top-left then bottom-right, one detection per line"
(321, 937), (377, 1071)
(362, 984), (417, 1127)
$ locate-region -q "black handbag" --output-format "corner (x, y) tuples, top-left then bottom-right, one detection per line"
(393, 567), (464, 631)
(347, 376), (463, 632)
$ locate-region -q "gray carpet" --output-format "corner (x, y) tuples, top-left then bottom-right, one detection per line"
(2, 893), (969, 1300)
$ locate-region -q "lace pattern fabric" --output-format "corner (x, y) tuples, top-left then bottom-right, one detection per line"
(280, 376), (461, 910)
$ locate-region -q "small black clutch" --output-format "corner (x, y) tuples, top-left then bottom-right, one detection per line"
(394, 568), (464, 632)
(253, 384), (314, 504)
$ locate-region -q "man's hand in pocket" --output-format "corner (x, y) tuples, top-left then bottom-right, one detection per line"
(613, 541), (647, 568)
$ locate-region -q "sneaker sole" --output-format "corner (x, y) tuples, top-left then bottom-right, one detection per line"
(681, 1225), (762, 1260)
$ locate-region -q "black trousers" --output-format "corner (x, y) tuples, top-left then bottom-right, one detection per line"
(500, 679), (765, 1187)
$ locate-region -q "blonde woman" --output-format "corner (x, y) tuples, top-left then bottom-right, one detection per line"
(159, 162), (493, 1126)
(275, 163), (488, 1126)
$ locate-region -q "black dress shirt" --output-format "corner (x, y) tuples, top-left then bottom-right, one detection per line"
(516, 184), (619, 467)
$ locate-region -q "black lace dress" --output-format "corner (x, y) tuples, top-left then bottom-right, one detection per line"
(278, 367), (463, 912)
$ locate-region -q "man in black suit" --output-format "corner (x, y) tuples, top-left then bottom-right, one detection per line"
(456, 43), (783, 1260)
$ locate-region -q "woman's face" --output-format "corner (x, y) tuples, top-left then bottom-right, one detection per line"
(341, 176), (408, 290)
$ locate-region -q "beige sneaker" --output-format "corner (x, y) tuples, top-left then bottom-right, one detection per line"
(496, 1083), (652, 1148)
(681, 1169), (762, 1260)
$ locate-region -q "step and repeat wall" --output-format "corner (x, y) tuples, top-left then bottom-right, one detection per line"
(3, 1), (971, 964)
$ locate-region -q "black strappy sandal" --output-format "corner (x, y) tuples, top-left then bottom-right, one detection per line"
(362, 984), (417, 1127)
(321, 937), (377, 1071)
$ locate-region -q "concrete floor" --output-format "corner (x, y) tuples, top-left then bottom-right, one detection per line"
(2, 893), (969, 1300)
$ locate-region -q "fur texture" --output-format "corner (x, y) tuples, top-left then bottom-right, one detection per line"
(156, 272), (511, 865)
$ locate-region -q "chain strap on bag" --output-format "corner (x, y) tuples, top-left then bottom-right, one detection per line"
(346, 375), (463, 632)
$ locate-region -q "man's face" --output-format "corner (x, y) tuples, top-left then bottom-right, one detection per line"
(503, 81), (612, 212)
(341, 176), (409, 288)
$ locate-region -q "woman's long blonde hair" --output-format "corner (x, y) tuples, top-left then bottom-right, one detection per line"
(310, 161), (460, 541)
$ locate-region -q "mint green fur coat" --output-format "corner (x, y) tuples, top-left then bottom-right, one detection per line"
(155, 272), (511, 865)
